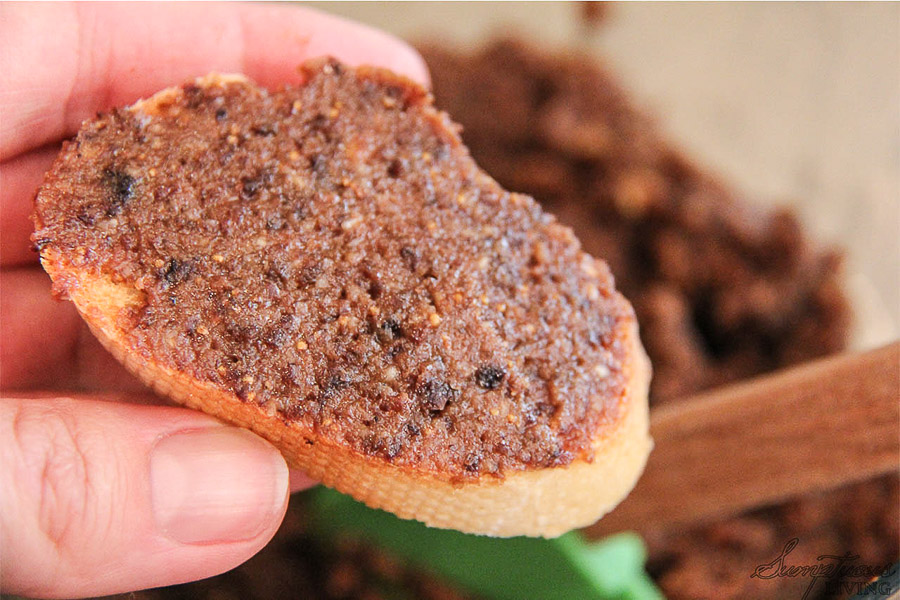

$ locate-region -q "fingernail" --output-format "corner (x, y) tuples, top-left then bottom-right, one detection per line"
(150, 427), (288, 544)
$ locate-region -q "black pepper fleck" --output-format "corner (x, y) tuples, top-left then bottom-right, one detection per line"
(475, 365), (505, 390)
(417, 379), (456, 412)
(162, 258), (192, 286)
(102, 167), (135, 215)
(399, 246), (418, 270)
(376, 319), (403, 343)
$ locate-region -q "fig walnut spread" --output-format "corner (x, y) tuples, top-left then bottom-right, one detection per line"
(33, 60), (638, 480)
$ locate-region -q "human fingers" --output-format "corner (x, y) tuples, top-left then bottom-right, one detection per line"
(0, 268), (83, 390)
(0, 395), (290, 598)
(289, 470), (317, 494)
(0, 146), (57, 266)
(0, 268), (166, 392)
(1, 1), (429, 161)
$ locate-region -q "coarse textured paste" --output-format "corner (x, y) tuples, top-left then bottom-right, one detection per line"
(33, 60), (652, 537)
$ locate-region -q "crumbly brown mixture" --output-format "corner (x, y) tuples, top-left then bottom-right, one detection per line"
(33, 59), (637, 479)
(420, 38), (894, 600)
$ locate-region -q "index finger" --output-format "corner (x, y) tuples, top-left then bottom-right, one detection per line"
(0, 2), (429, 161)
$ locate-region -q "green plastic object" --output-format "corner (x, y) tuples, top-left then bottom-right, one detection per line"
(307, 487), (664, 600)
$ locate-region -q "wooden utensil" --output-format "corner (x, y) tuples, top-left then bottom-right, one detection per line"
(589, 341), (899, 538)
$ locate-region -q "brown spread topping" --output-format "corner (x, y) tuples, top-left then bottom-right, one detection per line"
(33, 59), (636, 479)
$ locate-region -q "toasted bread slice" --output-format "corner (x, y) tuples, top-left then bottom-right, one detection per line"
(33, 61), (652, 537)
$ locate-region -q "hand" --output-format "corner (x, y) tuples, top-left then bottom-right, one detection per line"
(0, 4), (428, 598)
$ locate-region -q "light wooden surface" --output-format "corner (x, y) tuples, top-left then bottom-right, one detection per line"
(587, 342), (900, 537)
(307, 2), (900, 347)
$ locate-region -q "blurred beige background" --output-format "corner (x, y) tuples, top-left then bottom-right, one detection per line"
(309, 2), (900, 347)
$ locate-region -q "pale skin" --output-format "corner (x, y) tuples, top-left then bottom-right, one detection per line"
(0, 3), (429, 598)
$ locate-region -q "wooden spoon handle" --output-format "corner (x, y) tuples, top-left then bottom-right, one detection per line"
(589, 341), (899, 537)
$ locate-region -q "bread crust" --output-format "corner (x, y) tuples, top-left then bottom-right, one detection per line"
(34, 74), (652, 537)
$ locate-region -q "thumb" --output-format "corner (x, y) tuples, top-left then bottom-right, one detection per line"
(0, 395), (290, 599)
